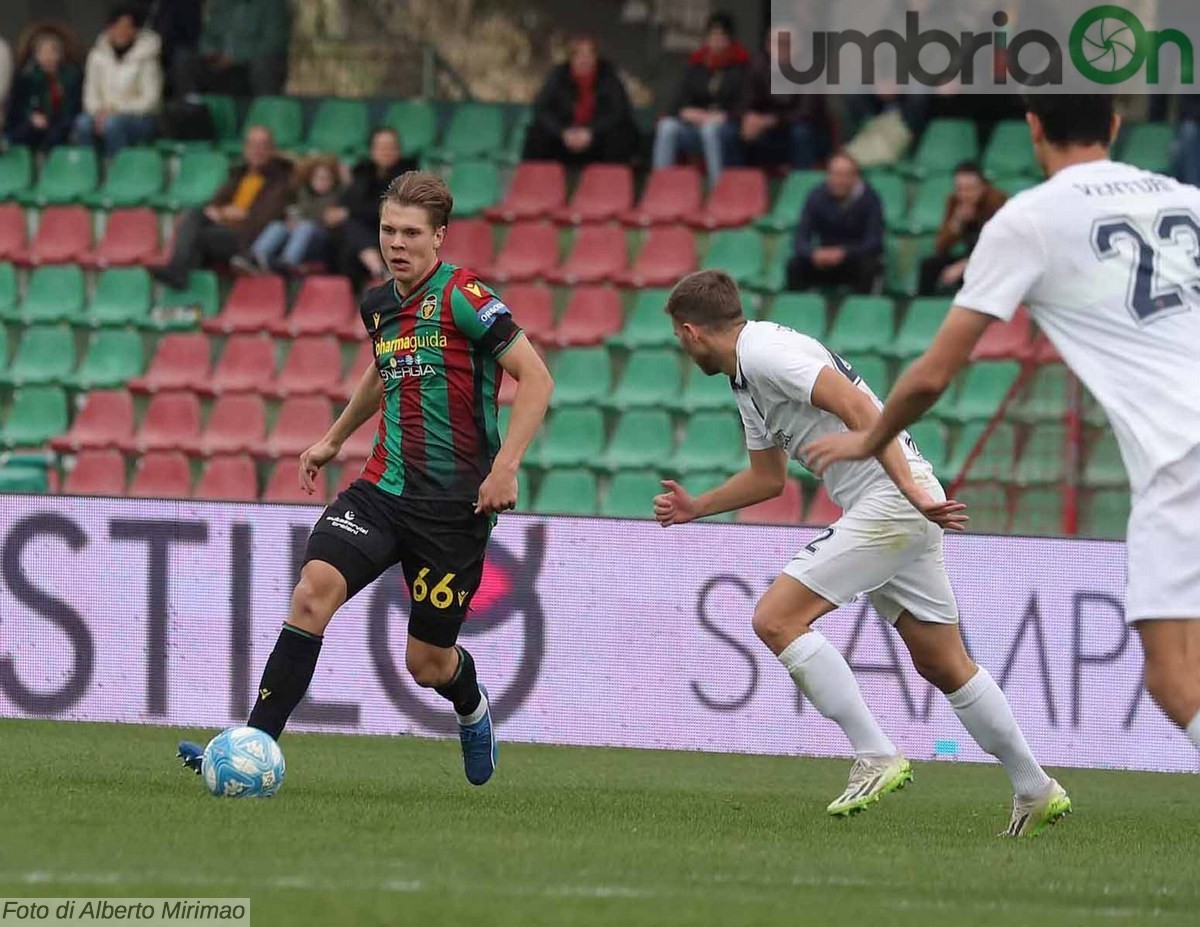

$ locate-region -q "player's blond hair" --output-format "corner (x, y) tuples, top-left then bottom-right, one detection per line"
(381, 171), (454, 229)
(664, 270), (746, 330)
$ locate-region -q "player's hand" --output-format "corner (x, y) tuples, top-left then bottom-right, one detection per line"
(653, 480), (699, 527)
(803, 430), (873, 475)
(298, 438), (340, 495)
(476, 466), (517, 515)
(901, 482), (970, 532)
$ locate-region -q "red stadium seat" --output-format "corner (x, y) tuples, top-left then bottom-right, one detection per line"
(127, 391), (202, 453)
(267, 336), (343, 399)
(499, 283), (554, 344)
(129, 333), (212, 394)
(63, 449), (126, 496)
(545, 225), (628, 285)
(201, 274), (287, 335)
(129, 450), (192, 498)
(736, 479), (804, 525)
(805, 486), (842, 526)
(339, 412), (380, 464)
(333, 341), (376, 401)
(972, 307), (1032, 361)
(686, 168), (769, 229)
(264, 460), (325, 503)
(50, 389), (134, 452)
(17, 206), (91, 266)
(552, 286), (623, 347)
(270, 275), (355, 337)
(484, 161), (567, 222)
(621, 167), (703, 227)
(263, 396), (333, 459)
(616, 225), (697, 288)
(554, 164), (634, 224)
(195, 454), (258, 501)
(201, 335), (277, 396)
(334, 463), (360, 497)
(489, 222), (559, 283)
(440, 219), (495, 275)
(0, 204), (27, 262)
(197, 393), (267, 457)
(1030, 332), (1061, 364)
(81, 208), (161, 269)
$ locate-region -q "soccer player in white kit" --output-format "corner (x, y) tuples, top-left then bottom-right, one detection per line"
(654, 270), (1069, 836)
(807, 95), (1200, 762)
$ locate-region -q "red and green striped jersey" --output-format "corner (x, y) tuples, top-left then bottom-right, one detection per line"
(358, 261), (522, 501)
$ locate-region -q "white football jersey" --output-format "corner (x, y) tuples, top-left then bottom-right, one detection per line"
(955, 159), (1200, 494)
(731, 320), (929, 510)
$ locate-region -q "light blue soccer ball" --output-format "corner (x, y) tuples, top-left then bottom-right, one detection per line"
(202, 726), (285, 798)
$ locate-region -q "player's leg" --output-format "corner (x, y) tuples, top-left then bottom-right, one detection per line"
(1135, 620), (1200, 744)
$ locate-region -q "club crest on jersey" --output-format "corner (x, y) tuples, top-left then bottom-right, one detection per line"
(419, 292), (438, 320)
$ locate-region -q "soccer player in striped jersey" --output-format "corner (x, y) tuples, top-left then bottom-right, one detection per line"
(179, 172), (553, 785)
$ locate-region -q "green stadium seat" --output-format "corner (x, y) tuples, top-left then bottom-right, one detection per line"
(1084, 430), (1127, 488)
(1015, 424), (1067, 485)
(601, 470), (661, 519)
(1120, 123), (1174, 174)
(982, 121), (1037, 178)
(85, 148), (163, 208)
(957, 483), (1009, 533)
(0, 325), (76, 387)
(1, 264), (84, 325)
(146, 270), (221, 331)
(996, 176), (1037, 197)
(87, 267), (153, 328)
(1, 386), (68, 447)
(764, 292), (826, 338)
(550, 347), (611, 407)
(745, 246), (788, 294)
(608, 288), (676, 349)
(231, 96), (303, 152)
(907, 421), (947, 475)
(884, 234), (936, 297)
(606, 348), (683, 410)
(381, 100), (439, 157)
(304, 99), (369, 157)
(674, 367), (733, 412)
(912, 119), (978, 177)
(19, 147), (98, 206)
(948, 421), (1016, 481)
(430, 103), (506, 162)
(0, 262), (16, 315)
(670, 412), (745, 473)
(497, 406), (541, 463)
(203, 95), (241, 147)
(907, 175), (954, 235)
(599, 410), (674, 472)
(69, 329), (144, 390)
(702, 228), (764, 286)
(872, 173), (909, 232)
(841, 353), (889, 395)
(498, 107), (532, 166)
(887, 297), (947, 359)
(827, 296), (895, 355)
(1011, 364), (1069, 422)
(756, 170), (823, 232)
(450, 160), (502, 217)
(0, 146), (32, 201)
(1081, 490), (1130, 539)
(533, 467), (598, 515)
(537, 408), (605, 468)
(942, 361), (1021, 423)
(0, 454), (51, 492)
(1010, 489), (1063, 536)
(153, 149), (229, 210)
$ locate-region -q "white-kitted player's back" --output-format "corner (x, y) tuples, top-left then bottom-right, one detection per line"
(955, 160), (1200, 493)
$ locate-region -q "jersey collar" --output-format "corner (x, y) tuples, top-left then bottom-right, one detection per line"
(391, 260), (444, 306)
(731, 322), (750, 390)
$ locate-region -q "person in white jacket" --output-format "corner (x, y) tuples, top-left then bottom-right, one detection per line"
(72, 4), (162, 156)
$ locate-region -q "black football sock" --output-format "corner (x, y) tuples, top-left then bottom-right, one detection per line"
(434, 646), (482, 717)
(246, 624), (323, 740)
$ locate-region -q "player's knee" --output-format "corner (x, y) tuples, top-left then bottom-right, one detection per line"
(290, 574), (339, 635)
(752, 602), (808, 652)
(405, 650), (452, 688)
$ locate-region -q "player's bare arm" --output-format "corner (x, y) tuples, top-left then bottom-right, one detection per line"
(299, 361), (384, 494)
(654, 447), (786, 527)
(476, 335), (554, 515)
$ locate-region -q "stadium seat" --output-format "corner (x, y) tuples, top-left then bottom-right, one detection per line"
(983, 121), (1037, 179)
(448, 160), (502, 218)
(805, 487), (842, 526)
(957, 484), (1009, 533)
(63, 449), (126, 495)
(153, 149), (229, 211)
(599, 410), (674, 472)
(489, 222), (559, 283)
(551, 286), (623, 346)
(737, 478), (804, 525)
(498, 107), (532, 166)
(332, 341), (375, 402)
(85, 147), (163, 208)
(129, 332), (211, 393)
(202, 274), (287, 334)
(271, 275), (355, 338)
(622, 167), (703, 227)
(339, 412), (380, 464)
(498, 283), (554, 344)
(202, 335), (277, 396)
(887, 297), (948, 359)
(0, 325), (75, 386)
(827, 296), (895, 355)
(82, 208), (161, 269)
(430, 103), (506, 162)
(941, 362), (1021, 423)
(202, 95), (241, 147)
(263, 396), (333, 459)
(1011, 364), (1069, 422)
(972, 307), (1033, 360)
(129, 450), (192, 498)
(19, 147), (98, 206)
(843, 353), (889, 394)
(701, 228), (764, 286)
(1119, 123), (1173, 174)
(744, 247), (787, 295)
(70, 329), (144, 390)
(601, 470), (661, 518)
(127, 391), (202, 453)
(304, 99), (369, 157)
(536, 408), (605, 467)
(5, 264), (85, 324)
(1081, 490), (1130, 539)
(197, 393), (267, 457)
(1010, 489), (1063, 536)
(674, 366), (733, 412)
(907, 421), (948, 475)
(533, 467), (599, 515)
(687, 168), (769, 229)
(1015, 424), (1067, 486)
(608, 288), (675, 349)
(485, 161), (567, 222)
(0, 146), (32, 202)
(264, 460), (324, 503)
(0, 263), (14, 318)
(616, 225), (697, 288)
(550, 347), (611, 406)
(149, 270), (221, 332)
(763, 292), (827, 339)
(1084, 430), (1127, 488)
(953, 421), (1017, 482)
(441, 219), (495, 273)
(756, 170), (823, 233)
(0, 454), (52, 493)
(554, 164), (634, 224)
(546, 225), (628, 285)
(51, 388), (135, 452)
(236, 96), (303, 151)
(1, 385), (68, 447)
(906, 175), (955, 235)
(381, 100), (438, 157)
(196, 454), (258, 501)
(268, 336), (342, 399)
(0, 205), (26, 261)
(606, 348), (683, 410)
(1029, 332), (1061, 365)
(873, 172), (910, 232)
(15, 206), (91, 266)
(670, 413), (744, 473)
(912, 119), (978, 177)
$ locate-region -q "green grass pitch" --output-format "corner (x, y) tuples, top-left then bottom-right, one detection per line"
(1, 719), (1197, 926)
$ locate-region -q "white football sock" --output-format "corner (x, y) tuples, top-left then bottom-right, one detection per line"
(778, 631), (897, 759)
(947, 666), (1051, 799)
(457, 690), (488, 726)
(1186, 710), (1200, 749)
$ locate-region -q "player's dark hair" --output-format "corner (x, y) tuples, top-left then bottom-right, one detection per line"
(382, 171), (454, 229)
(664, 270), (745, 330)
(1024, 94), (1115, 147)
(954, 160), (984, 178)
(106, 3), (145, 28)
(706, 11), (736, 37)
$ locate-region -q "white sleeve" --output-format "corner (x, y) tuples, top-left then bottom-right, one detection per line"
(734, 391), (773, 451)
(953, 205), (1046, 322)
(759, 332), (831, 405)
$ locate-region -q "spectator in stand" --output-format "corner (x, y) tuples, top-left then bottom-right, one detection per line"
(5, 25), (83, 151)
(327, 127), (417, 287)
(651, 11), (749, 187)
(73, 5), (162, 156)
(172, 0), (290, 97)
(723, 27), (824, 171)
(522, 34), (638, 166)
(918, 161), (1007, 296)
(0, 35), (12, 134)
(1175, 96), (1200, 187)
(232, 154), (342, 275)
(151, 125), (291, 289)
(787, 151), (884, 294)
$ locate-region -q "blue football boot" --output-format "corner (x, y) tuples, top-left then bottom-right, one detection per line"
(457, 684), (497, 786)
